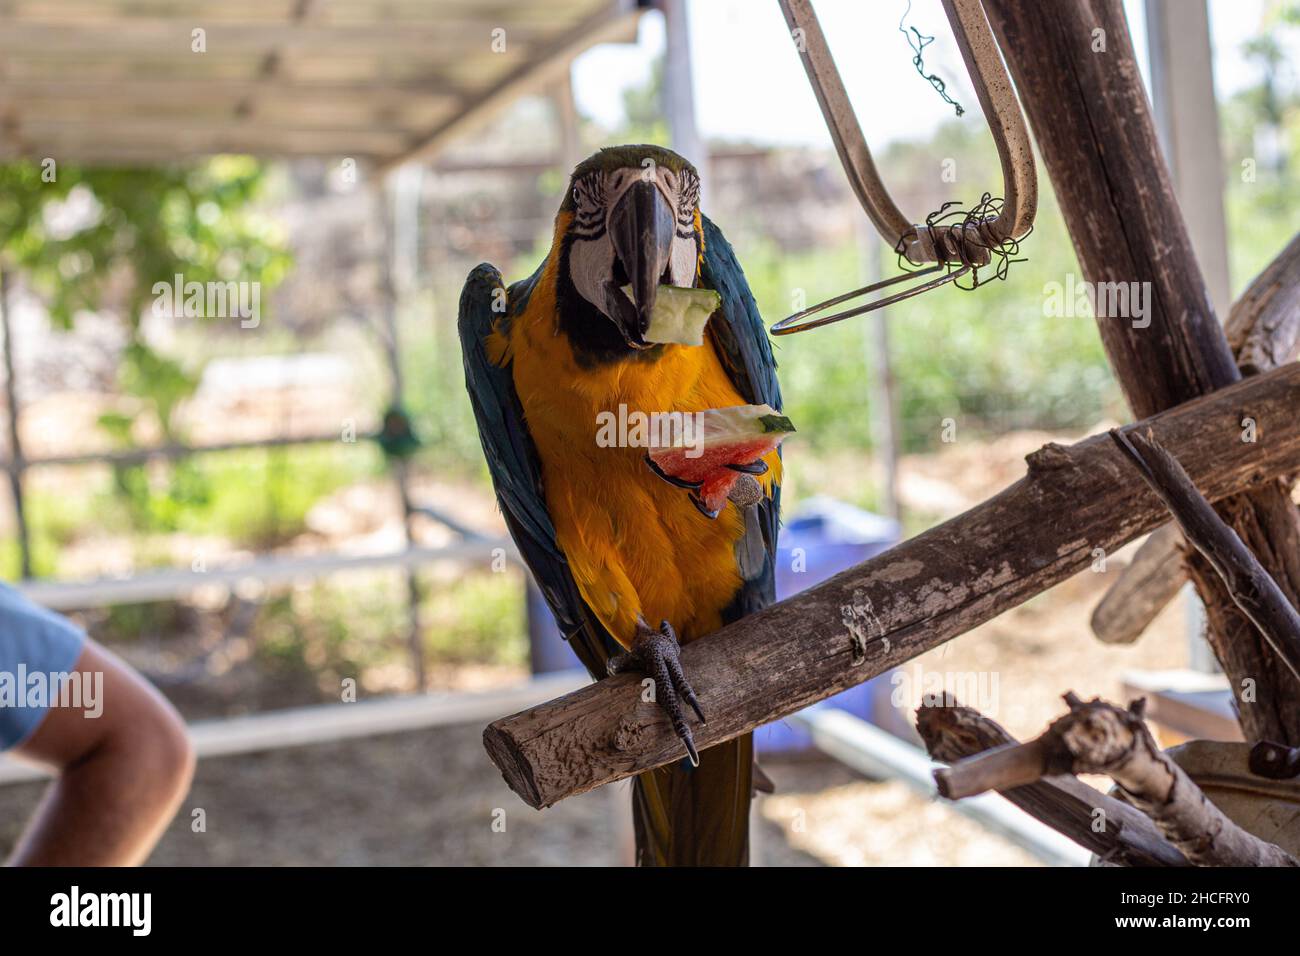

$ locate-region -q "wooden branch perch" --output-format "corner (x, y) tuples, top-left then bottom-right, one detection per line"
(1110, 428), (1300, 685)
(917, 697), (1188, 866)
(935, 693), (1299, 867)
(1090, 524), (1186, 645)
(484, 364), (1300, 809)
(1091, 230), (1300, 645)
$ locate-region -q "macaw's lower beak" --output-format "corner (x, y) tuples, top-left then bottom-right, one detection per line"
(606, 180), (674, 350)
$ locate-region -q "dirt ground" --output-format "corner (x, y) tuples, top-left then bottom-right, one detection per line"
(0, 555), (1184, 867)
(0, 723), (1044, 866)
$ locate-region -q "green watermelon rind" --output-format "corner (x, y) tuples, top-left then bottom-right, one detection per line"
(757, 414), (796, 435)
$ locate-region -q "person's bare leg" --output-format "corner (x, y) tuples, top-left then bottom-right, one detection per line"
(7, 640), (195, 866)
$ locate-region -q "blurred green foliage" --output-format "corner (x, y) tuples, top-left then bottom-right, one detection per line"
(422, 572), (529, 667)
(1, 157), (292, 551)
(97, 444), (379, 550)
(235, 569), (526, 692)
(1, 158), (289, 330)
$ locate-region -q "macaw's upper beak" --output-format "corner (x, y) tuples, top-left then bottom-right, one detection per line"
(605, 180), (674, 350)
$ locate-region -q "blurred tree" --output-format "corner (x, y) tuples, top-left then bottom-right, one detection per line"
(0, 157), (290, 531)
(619, 56), (671, 145)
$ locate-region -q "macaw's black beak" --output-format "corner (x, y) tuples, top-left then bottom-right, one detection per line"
(605, 180), (674, 350)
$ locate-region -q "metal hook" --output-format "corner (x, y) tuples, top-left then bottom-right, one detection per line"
(774, 0), (1038, 331)
(771, 264), (969, 335)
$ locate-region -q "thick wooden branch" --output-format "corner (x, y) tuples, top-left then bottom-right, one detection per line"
(484, 364), (1300, 809)
(936, 694), (1299, 867)
(917, 697), (1188, 866)
(1111, 428), (1300, 683)
(985, 0), (1235, 415)
(1091, 232), (1300, 645)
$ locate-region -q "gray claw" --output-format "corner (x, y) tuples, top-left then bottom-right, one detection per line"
(688, 493), (720, 519)
(644, 455), (702, 490)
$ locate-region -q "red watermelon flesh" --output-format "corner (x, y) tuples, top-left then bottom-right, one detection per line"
(648, 404), (794, 512)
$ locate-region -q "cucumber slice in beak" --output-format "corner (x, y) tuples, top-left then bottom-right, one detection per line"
(622, 284), (722, 347)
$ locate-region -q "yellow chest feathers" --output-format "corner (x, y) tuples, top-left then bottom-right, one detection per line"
(487, 260), (773, 644)
(492, 261), (749, 456)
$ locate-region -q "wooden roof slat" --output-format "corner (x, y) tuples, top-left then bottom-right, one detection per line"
(0, 21), (596, 55)
(0, 0), (641, 166)
(0, 78), (463, 105)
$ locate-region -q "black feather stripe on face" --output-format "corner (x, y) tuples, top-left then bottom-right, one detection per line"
(570, 172), (607, 239)
(678, 173), (700, 224)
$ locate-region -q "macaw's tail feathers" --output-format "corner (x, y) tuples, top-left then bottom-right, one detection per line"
(632, 733), (753, 867)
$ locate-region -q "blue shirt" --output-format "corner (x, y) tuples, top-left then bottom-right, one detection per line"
(0, 582), (86, 751)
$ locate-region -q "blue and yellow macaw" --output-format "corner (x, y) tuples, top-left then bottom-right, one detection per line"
(460, 145), (781, 867)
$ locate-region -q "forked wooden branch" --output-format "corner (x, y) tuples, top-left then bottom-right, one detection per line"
(1110, 428), (1300, 685)
(935, 693), (1299, 867)
(484, 364), (1300, 809)
(1091, 231), (1300, 646)
(981, 0), (1300, 743)
(916, 697), (1189, 866)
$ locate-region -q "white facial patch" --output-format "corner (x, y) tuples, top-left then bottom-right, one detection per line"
(567, 161), (701, 319)
(569, 232), (616, 320)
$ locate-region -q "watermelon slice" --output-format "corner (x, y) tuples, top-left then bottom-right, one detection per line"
(648, 404), (794, 515)
(623, 284), (721, 347)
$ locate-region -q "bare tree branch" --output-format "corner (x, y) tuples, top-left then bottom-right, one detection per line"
(1090, 525), (1188, 645)
(917, 698), (1189, 866)
(935, 694), (1299, 867)
(1227, 231), (1300, 376)
(1091, 231), (1300, 646)
(983, 0), (1300, 743)
(1110, 428), (1300, 685)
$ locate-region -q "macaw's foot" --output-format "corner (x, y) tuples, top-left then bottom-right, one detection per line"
(643, 455), (717, 520)
(607, 618), (707, 766)
(643, 454), (768, 518)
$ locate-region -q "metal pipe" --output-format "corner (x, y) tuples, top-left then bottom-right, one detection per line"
(790, 708), (1090, 866)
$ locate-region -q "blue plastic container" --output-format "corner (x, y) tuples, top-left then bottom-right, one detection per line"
(757, 496), (902, 752)
(525, 496), (904, 750)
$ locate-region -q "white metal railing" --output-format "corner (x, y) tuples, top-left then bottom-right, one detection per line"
(18, 539), (519, 612)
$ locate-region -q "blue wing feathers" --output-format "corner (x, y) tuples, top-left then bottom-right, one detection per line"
(458, 263), (618, 673)
(700, 216), (782, 620)
(700, 216), (781, 412)
(458, 264), (557, 553)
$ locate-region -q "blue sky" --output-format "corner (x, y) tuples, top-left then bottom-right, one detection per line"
(571, 0), (1295, 148)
